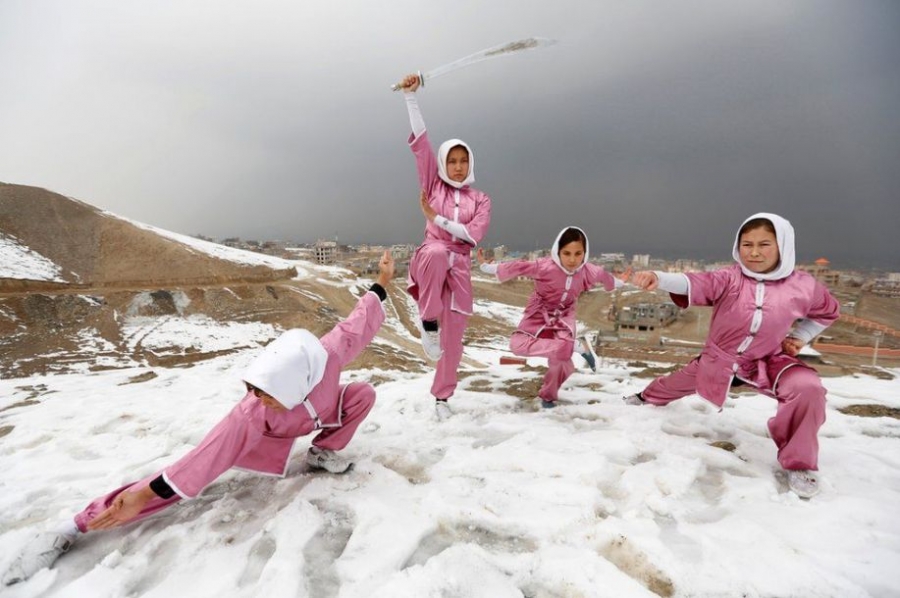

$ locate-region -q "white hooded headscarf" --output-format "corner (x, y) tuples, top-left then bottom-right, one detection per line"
(550, 226), (589, 275)
(732, 212), (795, 281)
(437, 138), (475, 189)
(242, 329), (328, 410)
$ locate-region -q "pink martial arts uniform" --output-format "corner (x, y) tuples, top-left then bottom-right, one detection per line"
(640, 213), (840, 470)
(491, 227), (616, 403)
(74, 290), (386, 531)
(407, 129), (491, 400)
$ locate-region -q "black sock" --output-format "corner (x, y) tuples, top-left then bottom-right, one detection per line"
(422, 319), (438, 332)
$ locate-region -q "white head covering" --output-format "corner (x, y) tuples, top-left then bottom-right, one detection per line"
(732, 212), (795, 281)
(242, 329), (328, 410)
(550, 226), (590, 275)
(437, 138), (475, 189)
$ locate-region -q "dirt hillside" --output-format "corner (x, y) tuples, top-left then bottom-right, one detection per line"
(0, 182), (294, 289)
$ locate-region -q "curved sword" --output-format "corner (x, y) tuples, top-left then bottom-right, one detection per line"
(390, 37), (557, 91)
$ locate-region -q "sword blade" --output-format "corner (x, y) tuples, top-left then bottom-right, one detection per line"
(391, 37), (556, 91)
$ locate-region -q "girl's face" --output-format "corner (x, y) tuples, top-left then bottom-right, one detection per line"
(559, 240), (586, 271)
(446, 146), (470, 183)
(739, 226), (780, 274)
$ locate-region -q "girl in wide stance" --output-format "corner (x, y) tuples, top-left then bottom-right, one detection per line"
(626, 213), (839, 498)
(478, 226), (623, 408)
(398, 73), (492, 420)
(4, 253), (395, 585)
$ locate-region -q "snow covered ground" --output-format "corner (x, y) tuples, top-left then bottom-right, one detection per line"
(1, 312), (899, 598)
(0, 233), (67, 282)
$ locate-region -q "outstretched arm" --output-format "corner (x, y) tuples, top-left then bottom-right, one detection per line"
(632, 271), (689, 294)
(477, 247), (499, 275)
(400, 73), (426, 138)
(321, 251), (392, 367)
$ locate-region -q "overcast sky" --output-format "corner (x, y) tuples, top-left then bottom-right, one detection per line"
(1, 1), (898, 268)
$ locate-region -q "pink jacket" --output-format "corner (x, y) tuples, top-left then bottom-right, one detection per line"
(495, 228), (616, 338)
(407, 131), (492, 315)
(672, 264), (839, 406)
(165, 291), (385, 495)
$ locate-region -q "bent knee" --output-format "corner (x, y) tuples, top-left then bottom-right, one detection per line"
(775, 367), (826, 400)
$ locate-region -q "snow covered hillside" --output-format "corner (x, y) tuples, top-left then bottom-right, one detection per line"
(1, 291), (899, 598)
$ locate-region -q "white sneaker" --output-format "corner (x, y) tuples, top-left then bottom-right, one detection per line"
(435, 400), (452, 421)
(306, 447), (353, 474)
(787, 469), (820, 499)
(3, 532), (74, 585)
(416, 320), (443, 362)
(622, 393), (645, 406)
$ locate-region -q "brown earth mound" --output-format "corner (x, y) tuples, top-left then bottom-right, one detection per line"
(0, 182), (295, 289)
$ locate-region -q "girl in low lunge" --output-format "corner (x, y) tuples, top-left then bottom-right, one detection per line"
(625, 213), (840, 498)
(4, 253), (395, 585)
(477, 226), (623, 408)
(398, 73), (492, 420)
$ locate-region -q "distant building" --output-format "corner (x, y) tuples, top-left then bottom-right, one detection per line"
(617, 302), (679, 331)
(673, 259), (702, 272)
(314, 240), (337, 264)
(797, 258), (840, 287)
(493, 245), (507, 261)
(598, 252), (626, 265)
(391, 244), (413, 260)
(632, 254), (650, 267)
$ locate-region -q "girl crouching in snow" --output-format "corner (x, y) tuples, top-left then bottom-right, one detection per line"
(625, 213), (839, 499)
(477, 226), (625, 408)
(3, 252), (395, 585)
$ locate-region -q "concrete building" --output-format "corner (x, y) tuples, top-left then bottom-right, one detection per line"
(632, 254), (650, 267)
(314, 240), (337, 264)
(617, 302), (679, 331)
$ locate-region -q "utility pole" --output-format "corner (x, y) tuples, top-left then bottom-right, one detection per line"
(872, 330), (883, 367)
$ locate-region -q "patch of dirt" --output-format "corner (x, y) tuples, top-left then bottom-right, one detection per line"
(838, 404), (900, 420)
(709, 441), (737, 452)
(465, 378), (494, 393)
(120, 371), (158, 385)
(600, 535), (675, 597)
(504, 376), (544, 400)
(627, 363), (682, 379)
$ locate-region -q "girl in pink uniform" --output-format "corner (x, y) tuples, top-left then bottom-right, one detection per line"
(478, 226), (621, 408)
(398, 73), (492, 420)
(626, 213), (839, 498)
(4, 254), (395, 586)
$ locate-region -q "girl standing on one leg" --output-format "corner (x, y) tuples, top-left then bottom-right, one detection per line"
(478, 226), (623, 408)
(398, 73), (492, 420)
(625, 213), (839, 498)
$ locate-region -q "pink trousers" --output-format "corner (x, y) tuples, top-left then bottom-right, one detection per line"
(74, 383), (375, 532)
(642, 361), (826, 470)
(510, 330), (575, 402)
(411, 244), (469, 400)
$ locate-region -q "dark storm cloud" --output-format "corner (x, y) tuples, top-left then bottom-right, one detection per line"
(1, 0), (897, 268)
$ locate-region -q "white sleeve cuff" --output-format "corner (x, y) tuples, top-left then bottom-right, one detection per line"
(791, 318), (829, 343)
(404, 92), (426, 137)
(480, 262), (499, 275)
(655, 272), (689, 295)
(435, 216), (476, 245)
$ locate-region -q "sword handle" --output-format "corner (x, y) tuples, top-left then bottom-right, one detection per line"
(390, 71), (424, 92)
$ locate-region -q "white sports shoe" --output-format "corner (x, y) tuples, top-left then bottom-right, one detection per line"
(787, 469), (820, 499)
(435, 400), (452, 421)
(3, 532), (74, 585)
(416, 320), (443, 362)
(306, 447), (353, 474)
(622, 393), (645, 406)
